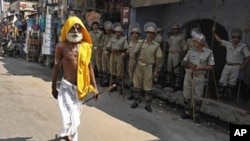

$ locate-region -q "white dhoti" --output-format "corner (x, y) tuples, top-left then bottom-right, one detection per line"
(58, 78), (82, 141)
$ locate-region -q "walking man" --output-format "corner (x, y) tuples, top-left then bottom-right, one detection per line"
(212, 27), (250, 97)
(130, 22), (162, 112)
(51, 16), (98, 141)
(180, 32), (214, 123)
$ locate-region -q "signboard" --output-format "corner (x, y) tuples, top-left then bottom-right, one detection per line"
(10, 1), (37, 12)
(3, 2), (10, 12)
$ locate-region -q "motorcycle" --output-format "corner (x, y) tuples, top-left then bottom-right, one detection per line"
(5, 39), (19, 57)
(0, 38), (9, 54)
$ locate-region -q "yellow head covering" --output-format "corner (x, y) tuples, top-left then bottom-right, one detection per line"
(60, 16), (96, 100)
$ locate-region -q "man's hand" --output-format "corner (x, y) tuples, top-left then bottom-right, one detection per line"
(52, 88), (58, 99)
(212, 26), (216, 34)
(93, 89), (99, 100)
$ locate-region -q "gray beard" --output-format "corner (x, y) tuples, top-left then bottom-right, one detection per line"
(66, 33), (83, 43)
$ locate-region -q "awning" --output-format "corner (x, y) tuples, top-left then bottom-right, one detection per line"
(131, 0), (189, 8)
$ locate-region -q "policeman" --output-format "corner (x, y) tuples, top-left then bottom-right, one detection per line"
(101, 21), (113, 86)
(181, 32), (215, 123)
(89, 21), (104, 80)
(213, 27), (250, 97)
(130, 22), (162, 112)
(164, 23), (186, 92)
(106, 22), (128, 94)
(127, 24), (142, 100)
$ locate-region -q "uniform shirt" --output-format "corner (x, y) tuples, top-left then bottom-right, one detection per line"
(138, 40), (162, 64)
(221, 40), (250, 64)
(90, 30), (103, 47)
(155, 34), (163, 44)
(168, 34), (186, 52)
(183, 47), (215, 73)
(107, 36), (128, 52)
(128, 39), (142, 59)
(102, 34), (113, 50)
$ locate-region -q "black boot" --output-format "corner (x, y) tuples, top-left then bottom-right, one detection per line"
(130, 89), (141, 109)
(180, 98), (192, 119)
(218, 84), (226, 98)
(102, 73), (110, 87)
(226, 85), (235, 99)
(161, 74), (172, 88)
(110, 75), (117, 92)
(127, 82), (134, 100)
(130, 98), (141, 109)
(144, 105), (152, 113)
(144, 90), (153, 112)
(173, 74), (181, 92)
(117, 77), (123, 95)
(193, 100), (202, 124)
(99, 72), (104, 87)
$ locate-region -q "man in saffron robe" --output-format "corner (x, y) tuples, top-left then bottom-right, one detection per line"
(51, 16), (98, 141)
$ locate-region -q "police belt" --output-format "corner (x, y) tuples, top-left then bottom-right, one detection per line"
(111, 50), (124, 54)
(138, 61), (153, 66)
(186, 69), (206, 76)
(226, 62), (241, 66)
(169, 50), (182, 54)
(93, 46), (102, 50)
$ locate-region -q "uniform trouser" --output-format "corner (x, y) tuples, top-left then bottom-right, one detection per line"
(58, 78), (82, 141)
(101, 51), (110, 74)
(128, 58), (135, 95)
(128, 58), (136, 82)
(167, 52), (181, 86)
(91, 48), (102, 72)
(219, 64), (240, 86)
(133, 63), (154, 105)
(101, 51), (110, 85)
(183, 72), (205, 101)
(183, 72), (205, 118)
(110, 53), (124, 77)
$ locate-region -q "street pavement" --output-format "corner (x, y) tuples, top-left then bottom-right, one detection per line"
(0, 56), (229, 141)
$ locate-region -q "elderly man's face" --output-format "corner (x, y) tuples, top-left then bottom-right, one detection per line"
(69, 24), (81, 33)
(66, 24), (83, 43)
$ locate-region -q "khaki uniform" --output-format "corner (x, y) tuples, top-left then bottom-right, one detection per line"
(102, 34), (113, 74)
(128, 39), (141, 82)
(167, 34), (186, 87)
(219, 40), (250, 86)
(182, 47), (215, 120)
(100, 34), (113, 86)
(107, 36), (128, 86)
(133, 40), (162, 101)
(90, 30), (104, 72)
(168, 34), (185, 71)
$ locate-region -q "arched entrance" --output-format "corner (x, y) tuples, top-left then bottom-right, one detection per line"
(182, 19), (229, 98)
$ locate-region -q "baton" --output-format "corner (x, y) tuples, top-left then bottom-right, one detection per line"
(82, 84), (116, 104)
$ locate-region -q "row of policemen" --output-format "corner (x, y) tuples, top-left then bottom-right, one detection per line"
(90, 21), (162, 112)
(89, 20), (250, 116)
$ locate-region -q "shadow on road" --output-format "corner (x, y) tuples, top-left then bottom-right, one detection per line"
(0, 137), (32, 141)
(0, 56), (53, 82)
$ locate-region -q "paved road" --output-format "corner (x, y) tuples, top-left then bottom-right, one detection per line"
(0, 56), (229, 141)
